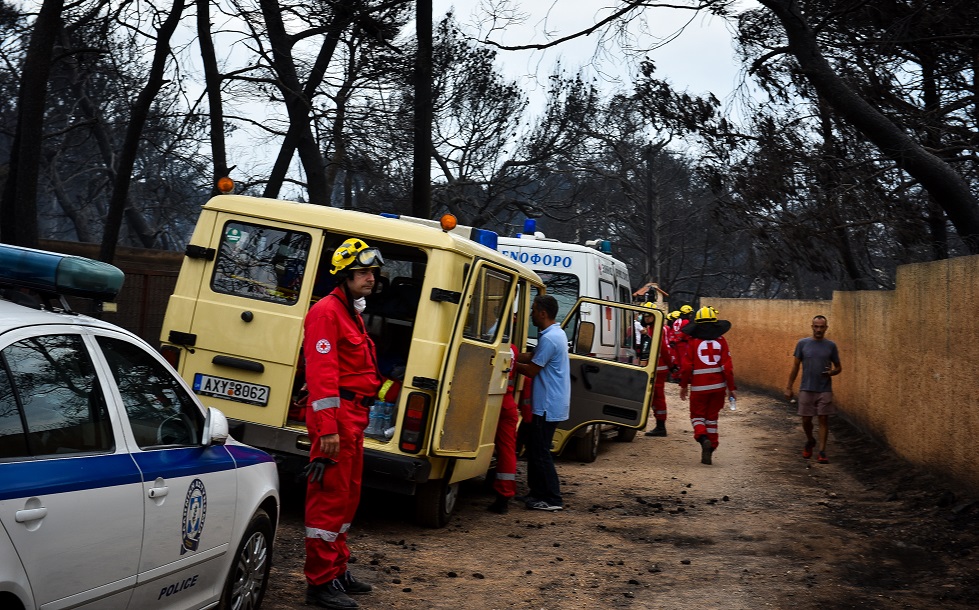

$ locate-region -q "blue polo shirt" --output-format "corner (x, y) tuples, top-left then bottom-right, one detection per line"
(531, 323), (571, 422)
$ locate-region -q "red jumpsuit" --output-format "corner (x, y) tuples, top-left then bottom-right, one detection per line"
(679, 336), (735, 450)
(302, 287), (381, 586)
(492, 344), (519, 498)
(653, 332), (674, 422)
(640, 329), (673, 422)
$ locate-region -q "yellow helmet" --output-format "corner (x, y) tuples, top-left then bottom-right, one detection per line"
(680, 304), (694, 314)
(641, 301), (659, 310)
(695, 306), (717, 323)
(330, 238), (384, 275)
(669, 310), (680, 320)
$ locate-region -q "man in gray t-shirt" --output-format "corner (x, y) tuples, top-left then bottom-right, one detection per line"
(785, 315), (842, 464)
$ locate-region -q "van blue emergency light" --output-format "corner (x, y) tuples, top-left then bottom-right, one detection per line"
(0, 244), (124, 301)
(470, 228), (498, 251)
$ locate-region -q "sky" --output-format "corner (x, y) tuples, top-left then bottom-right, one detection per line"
(431, 0), (754, 116)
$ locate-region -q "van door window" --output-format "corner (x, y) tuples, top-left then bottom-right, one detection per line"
(463, 267), (514, 342)
(531, 272), (579, 340)
(211, 221), (312, 305)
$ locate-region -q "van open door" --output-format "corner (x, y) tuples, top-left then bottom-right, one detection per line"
(430, 260), (518, 458)
(166, 215), (326, 431)
(552, 298), (663, 454)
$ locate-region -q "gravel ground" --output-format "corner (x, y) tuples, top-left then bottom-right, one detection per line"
(260, 383), (979, 610)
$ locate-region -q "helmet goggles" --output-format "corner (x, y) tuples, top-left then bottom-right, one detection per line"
(351, 247), (384, 269)
(331, 238), (385, 275)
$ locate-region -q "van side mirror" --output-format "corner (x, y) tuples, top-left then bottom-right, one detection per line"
(574, 321), (595, 355)
(204, 407), (229, 446)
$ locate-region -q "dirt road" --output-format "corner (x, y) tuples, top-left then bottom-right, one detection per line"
(262, 384), (979, 609)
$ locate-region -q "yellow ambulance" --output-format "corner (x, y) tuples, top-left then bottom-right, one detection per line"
(160, 195), (662, 526)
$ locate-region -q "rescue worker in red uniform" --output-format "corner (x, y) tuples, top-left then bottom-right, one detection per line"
(678, 307), (736, 465)
(638, 303), (674, 437)
(671, 305), (693, 377)
(488, 342), (520, 514)
(302, 238), (384, 609)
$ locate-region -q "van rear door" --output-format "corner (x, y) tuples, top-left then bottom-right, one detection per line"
(554, 298), (662, 452)
(430, 260), (518, 458)
(172, 215), (325, 429)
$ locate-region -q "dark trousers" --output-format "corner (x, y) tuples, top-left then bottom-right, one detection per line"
(526, 414), (562, 506)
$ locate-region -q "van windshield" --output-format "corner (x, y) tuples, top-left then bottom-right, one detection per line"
(211, 221), (312, 305)
(529, 271), (579, 340)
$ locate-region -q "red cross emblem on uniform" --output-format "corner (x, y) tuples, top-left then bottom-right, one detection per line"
(697, 340), (722, 366)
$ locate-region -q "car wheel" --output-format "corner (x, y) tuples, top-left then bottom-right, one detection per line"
(615, 427), (638, 442)
(219, 509), (273, 610)
(572, 425), (599, 462)
(414, 478), (459, 528)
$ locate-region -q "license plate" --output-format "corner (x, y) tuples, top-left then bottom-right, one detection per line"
(193, 373), (270, 406)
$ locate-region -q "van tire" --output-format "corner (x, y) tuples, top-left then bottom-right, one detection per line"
(571, 425), (599, 462)
(615, 427), (638, 442)
(414, 479), (459, 528)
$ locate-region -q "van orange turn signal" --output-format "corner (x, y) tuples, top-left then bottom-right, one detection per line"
(440, 214), (457, 232)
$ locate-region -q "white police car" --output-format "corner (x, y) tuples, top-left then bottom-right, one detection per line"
(0, 245), (280, 610)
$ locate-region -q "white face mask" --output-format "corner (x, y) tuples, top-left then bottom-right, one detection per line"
(353, 297), (367, 314)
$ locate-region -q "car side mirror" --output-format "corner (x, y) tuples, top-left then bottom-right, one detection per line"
(574, 321), (595, 355)
(204, 407), (229, 446)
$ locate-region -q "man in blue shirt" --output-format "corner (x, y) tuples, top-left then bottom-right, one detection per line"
(515, 294), (570, 511)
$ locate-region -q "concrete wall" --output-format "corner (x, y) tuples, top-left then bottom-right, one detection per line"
(711, 254), (979, 493)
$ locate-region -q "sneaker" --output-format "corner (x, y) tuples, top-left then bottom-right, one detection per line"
(700, 437), (713, 465)
(341, 571), (372, 594)
(816, 451), (829, 464)
(802, 439), (816, 459)
(488, 494), (510, 514)
(526, 499), (563, 511)
(306, 580), (358, 609)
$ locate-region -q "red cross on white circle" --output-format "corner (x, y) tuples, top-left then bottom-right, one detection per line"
(697, 340), (722, 366)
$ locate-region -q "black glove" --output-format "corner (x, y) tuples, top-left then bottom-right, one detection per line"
(303, 457), (336, 484)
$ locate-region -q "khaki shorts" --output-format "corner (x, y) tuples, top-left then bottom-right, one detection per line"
(798, 391), (836, 416)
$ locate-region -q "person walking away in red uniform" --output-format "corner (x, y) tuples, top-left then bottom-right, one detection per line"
(637, 303), (673, 437)
(784, 315), (842, 464)
(678, 307), (736, 465)
(489, 342), (520, 514)
(302, 238), (384, 609)
(671, 305), (693, 377)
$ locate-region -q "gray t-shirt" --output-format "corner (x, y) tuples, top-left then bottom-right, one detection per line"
(794, 337), (840, 393)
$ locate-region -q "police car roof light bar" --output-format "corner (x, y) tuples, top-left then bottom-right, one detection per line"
(0, 244), (125, 302)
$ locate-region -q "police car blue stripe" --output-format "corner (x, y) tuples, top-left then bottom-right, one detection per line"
(0, 453), (142, 501)
(130, 446), (236, 479)
(226, 444), (276, 467)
